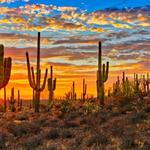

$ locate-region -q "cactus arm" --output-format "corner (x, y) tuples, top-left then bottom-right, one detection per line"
(31, 67), (36, 87)
(0, 57), (12, 89)
(53, 78), (56, 91)
(26, 52), (36, 90)
(39, 68), (48, 91)
(0, 45), (4, 83)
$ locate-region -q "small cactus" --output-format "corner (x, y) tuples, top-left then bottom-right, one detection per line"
(17, 90), (22, 111)
(134, 73), (140, 96)
(82, 79), (87, 101)
(71, 81), (76, 100)
(8, 87), (16, 112)
(47, 66), (56, 105)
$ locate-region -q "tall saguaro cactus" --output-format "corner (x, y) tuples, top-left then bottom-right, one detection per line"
(0, 45), (12, 89)
(97, 42), (109, 106)
(82, 79), (87, 101)
(48, 66), (56, 105)
(26, 32), (48, 112)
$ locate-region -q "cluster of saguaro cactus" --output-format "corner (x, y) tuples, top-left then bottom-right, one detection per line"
(142, 73), (149, 95)
(111, 72), (150, 98)
(8, 87), (16, 112)
(47, 66), (56, 105)
(26, 32), (48, 112)
(71, 81), (76, 100)
(17, 90), (22, 111)
(97, 41), (109, 105)
(82, 79), (87, 101)
(112, 72), (132, 97)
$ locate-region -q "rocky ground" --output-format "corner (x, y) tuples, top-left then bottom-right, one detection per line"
(0, 96), (150, 150)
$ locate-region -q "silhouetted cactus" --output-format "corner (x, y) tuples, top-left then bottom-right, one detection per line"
(0, 45), (12, 100)
(26, 32), (48, 112)
(97, 42), (109, 105)
(8, 87), (16, 112)
(146, 73), (150, 94)
(71, 81), (76, 100)
(17, 90), (22, 111)
(82, 79), (87, 101)
(47, 66), (56, 105)
(3, 87), (6, 112)
(124, 77), (131, 97)
(0, 45), (12, 89)
(134, 73), (140, 96)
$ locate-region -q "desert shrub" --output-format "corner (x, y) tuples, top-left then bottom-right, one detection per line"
(144, 106), (150, 113)
(83, 101), (100, 114)
(0, 133), (6, 149)
(63, 120), (79, 128)
(60, 100), (73, 113)
(40, 103), (52, 112)
(16, 114), (28, 121)
(46, 144), (58, 150)
(120, 137), (137, 150)
(86, 133), (109, 147)
(25, 135), (42, 150)
(118, 96), (132, 108)
(110, 126), (124, 137)
(45, 129), (59, 140)
(7, 122), (27, 137)
(60, 129), (73, 138)
(128, 112), (147, 124)
(141, 142), (150, 150)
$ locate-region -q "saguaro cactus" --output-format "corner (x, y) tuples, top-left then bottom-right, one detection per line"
(3, 87), (6, 112)
(134, 73), (140, 96)
(146, 73), (149, 94)
(82, 79), (87, 101)
(47, 66), (56, 105)
(71, 81), (76, 100)
(26, 32), (48, 112)
(17, 90), (22, 111)
(97, 42), (109, 105)
(8, 87), (16, 112)
(0, 45), (12, 89)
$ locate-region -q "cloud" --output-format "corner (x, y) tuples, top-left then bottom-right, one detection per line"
(0, 0), (29, 3)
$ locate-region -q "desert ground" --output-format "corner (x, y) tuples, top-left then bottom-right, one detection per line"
(0, 96), (150, 150)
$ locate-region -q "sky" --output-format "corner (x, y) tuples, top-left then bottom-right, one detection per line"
(0, 0), (150, 99)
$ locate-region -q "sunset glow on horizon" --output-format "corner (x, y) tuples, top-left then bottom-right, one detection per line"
(0, 0), (150, 99)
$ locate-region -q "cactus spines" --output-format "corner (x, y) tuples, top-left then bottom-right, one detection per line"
(26, 32), (48, 112)
(82, 79), (87, 101)
(0, 45), (12, 89)
(97, 41), (109, 106)
(48, 66), (56, 105)
(8, 87), (16, 112)
(17, 90), (22, 111)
